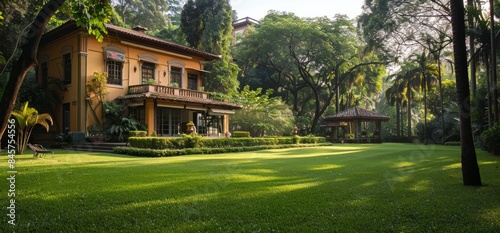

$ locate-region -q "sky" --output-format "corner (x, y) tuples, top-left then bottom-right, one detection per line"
(231, 0), (365, 21)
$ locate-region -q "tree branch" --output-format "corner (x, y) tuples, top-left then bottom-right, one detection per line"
(0, 0), (66, 138)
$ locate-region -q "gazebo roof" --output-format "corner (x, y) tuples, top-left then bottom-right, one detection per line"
(325, 107), (390, 122)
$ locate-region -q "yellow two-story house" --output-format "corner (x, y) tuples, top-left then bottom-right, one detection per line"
(37, 20), (241, 137)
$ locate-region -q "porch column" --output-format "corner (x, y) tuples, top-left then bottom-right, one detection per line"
(376, 121), (382, 139)
(77, 33), (88, 132)
(224, 114), (230, 135)
(355, 120), (362, 142)
(144, 99), (155, 135)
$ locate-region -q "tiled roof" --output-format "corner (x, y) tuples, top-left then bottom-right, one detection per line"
(117, 92), (242, 110)
(105, 24), (221, 60)
(40, 20), (221, 61)
(325, 107), (390, 121)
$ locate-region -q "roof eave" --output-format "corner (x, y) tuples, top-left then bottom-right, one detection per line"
(40, 20), (221, 61)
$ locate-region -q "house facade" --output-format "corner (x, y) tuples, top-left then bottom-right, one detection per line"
(231, 17), (259, 45)
(37, 21), (241, 137)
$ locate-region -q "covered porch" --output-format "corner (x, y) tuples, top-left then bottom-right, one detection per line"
(118, 84), (242, 137)
(323, 107), (390, 143)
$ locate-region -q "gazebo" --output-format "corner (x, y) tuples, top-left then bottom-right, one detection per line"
(323, 107), (390, 143)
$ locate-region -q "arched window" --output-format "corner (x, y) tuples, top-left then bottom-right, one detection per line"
(103, 46), (126, 85)
(168, 60), (186, 88)
(138, 54), (158, 84)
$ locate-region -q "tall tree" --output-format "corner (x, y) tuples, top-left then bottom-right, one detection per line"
(180, 0), (239, 93)
(385, 74), (406, 139)
(0, 10), (6, 65)
(0, 0), (112, 142)
(112, 0), (168, 30)
(359, 0), (452, 64)
(449, 0), (482, 186)
(489, 0), (499, 123)
(469, 4), (497, 129)
(468, 0), (478, 95)
(166, 0), (186, 26)
(427, 34), (450, 144)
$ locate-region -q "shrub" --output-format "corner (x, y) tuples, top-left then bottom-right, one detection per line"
(182, 134), (202, 148)
(232, 131), (251, 138)
(113, 143), (333, 157)
(127, 136), (327, 150)
(128, 137), (184, 149)
(113, 146), (163, 157)
(300, 135), (326, 144)
(416, 114), (459, 144)
(444, 141), (461, 146)
(481, 122), (500, 155)
(129, 131), (147, 137)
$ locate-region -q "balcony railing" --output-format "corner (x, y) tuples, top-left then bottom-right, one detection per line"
(128, 84), (212, 100)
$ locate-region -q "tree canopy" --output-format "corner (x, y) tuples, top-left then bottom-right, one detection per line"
(112, 0), (168, 31)
(0, 0), (112, 140)
(230, 85), (294, 137)
(180, 0), (239, 93)
(235, 12), (384, 133)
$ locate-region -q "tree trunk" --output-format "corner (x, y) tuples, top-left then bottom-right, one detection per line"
(424, 75), (428, 144)
(396, 100), (401, 138)
(335, 69), (340, 114)
(486, 56), (493, 128)
(468, 0), (477, 96)
(407, 83), (412, 143)
(490, 0), (498, 123)
(450, 0), (482, 186)
(438, 54), (445, 144)
(401, 102), (405, 138)
(0, 0), (66, 140)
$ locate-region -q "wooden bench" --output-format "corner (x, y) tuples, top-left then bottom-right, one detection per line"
(28, 144), (54, 158)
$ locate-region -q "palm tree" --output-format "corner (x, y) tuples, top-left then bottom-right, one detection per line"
(450, 0), (482, 186)
(385, 74), (406, 139)
(388, 62), (424, 142)
(427, 34), (451, 144)
(469, 5), (498, 129)
(417, 52), (439, 144)
(11, 102), (53, 154)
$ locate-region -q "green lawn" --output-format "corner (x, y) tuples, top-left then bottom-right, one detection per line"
(1, 143), (499, 232)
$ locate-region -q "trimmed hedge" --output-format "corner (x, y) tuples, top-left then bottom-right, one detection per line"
(232, 131), (251, 138)
(118, 136), (328, 157)
(128, 137), (185, 149)
(114, 143), (333, 157)
(128, 136), (327, 150)
(129, 131), (147, 137)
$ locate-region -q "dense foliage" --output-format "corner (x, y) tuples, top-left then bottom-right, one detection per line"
(0, 0), (112, 141)
(234, 12), (384, 133)
(229, 86), (294, 137)
(180, 0), (239, 93)
(481, 122), (500, 155)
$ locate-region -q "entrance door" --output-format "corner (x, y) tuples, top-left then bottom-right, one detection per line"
(62, 103), (70, 134)
(193, 112), (206, 135)
(156, 108), (181, 136)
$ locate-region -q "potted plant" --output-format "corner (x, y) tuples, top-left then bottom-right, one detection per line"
(186, 121), (196, 134)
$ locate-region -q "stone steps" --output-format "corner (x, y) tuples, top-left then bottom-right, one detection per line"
(69, 142), (127, 153)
